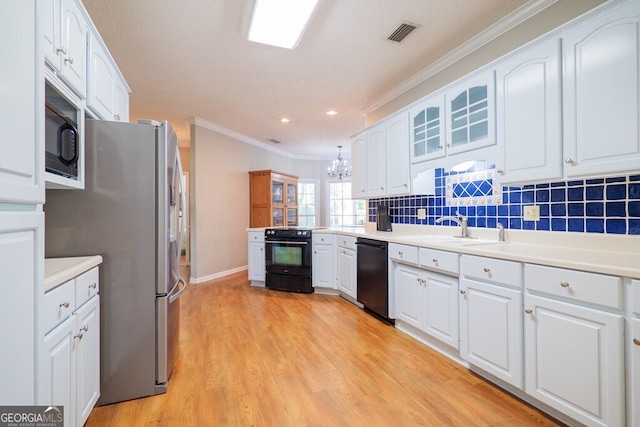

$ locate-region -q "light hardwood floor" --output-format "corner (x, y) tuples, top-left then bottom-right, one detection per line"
(86, 270), (563, 426)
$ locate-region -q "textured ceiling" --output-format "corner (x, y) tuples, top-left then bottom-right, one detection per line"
(81, 0), (533, 159)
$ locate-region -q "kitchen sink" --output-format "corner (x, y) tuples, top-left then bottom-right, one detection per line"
(399, 235), (499, 246)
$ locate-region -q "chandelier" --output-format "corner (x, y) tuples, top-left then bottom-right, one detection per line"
(327, 145), (351, 180)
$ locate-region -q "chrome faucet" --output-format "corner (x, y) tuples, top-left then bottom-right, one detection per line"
(435, 210), (469, 237)
(497, 222), (505, 242)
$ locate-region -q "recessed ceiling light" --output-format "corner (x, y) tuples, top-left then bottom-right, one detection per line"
(280, 117), (291, 123)
(326, 110), (338, 116)
(248, 0), (320, 49)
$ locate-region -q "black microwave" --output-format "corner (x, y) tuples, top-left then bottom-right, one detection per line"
(45, 100), (79, 179)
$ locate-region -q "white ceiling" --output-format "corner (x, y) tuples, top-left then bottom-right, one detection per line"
(81, 0), (537, 160)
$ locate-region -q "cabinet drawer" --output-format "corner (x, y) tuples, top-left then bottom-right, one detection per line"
(313, 233), (334, 245)
(248, 232), (264, 243)
(419, 248), (458, 275)
(633, 279), (640, 316)
(389, 243), (418, 265)
(76, 267), (99, 308)
(337, 235), (357, 250)
(42, 279), (76, 334)
(525, 264), (622, 310)
(461, 255), (522, 288)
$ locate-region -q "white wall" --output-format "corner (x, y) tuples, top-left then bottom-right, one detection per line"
(189, 119), (327, 283)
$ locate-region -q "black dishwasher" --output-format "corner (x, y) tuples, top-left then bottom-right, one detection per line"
(356, 238), (392, 324)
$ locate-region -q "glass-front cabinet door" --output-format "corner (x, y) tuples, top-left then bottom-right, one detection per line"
(272, 181), (284, 204)
(444, 70), (496, 156)
(410, 96), (446, 163)
(287, 208), (297, 226)
(272, 207), (284, 226)
(286, 181), (297, 205)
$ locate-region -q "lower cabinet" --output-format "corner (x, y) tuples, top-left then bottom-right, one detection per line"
(336, 235), (357, 299)
(312, 233), (335, 290)
(395, 262), (459, 348)
(459, 255), (523, 388)
(247, 231), (265, 284)
(39, 267), (100, 427)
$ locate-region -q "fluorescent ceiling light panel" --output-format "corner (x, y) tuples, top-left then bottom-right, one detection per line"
(248, 0), (320, 49)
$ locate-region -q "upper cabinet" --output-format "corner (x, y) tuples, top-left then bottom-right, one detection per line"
(350, 134), (367, 199)
(385, 111), (411, 196)
(444, 70), (496, 156)
(366, 123), (386, 197)
(41, 0), (87, 97)
(249, 170), (298, 227)
(495, 38), (562, 184)
(562, 0), (640, 178)
(410, 95), (445, 164)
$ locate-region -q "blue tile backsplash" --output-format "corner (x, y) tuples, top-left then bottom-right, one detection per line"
(369, 168), (640, 235)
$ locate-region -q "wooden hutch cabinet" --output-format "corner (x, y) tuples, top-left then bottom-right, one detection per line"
(249, 170), (299, 227)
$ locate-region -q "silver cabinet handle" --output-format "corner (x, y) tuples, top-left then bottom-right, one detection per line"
(565, 158), (574, 164)
(438, 145), (443, 149)
(59, 301), (70, 308)
(89, 283), (97, 289)
(634, 338), (640, 346)
(114, 114), (121, 121)
(496, 169), (504, 175)
(80, 325), (88, 333)
(446, 143), (451, 148)
(460, 290), (466, 295)
(398, 251), (403, 257)
(432, 258), (438, 263)
(380, 187), (384, 190)
(483, 268), (490, 273)
(525, 309), (533, 314)
(560, 281), (570, 288)
(64, 56), (74, 65)
(56, 47), (67, 55)
(74, 333), (83, 340)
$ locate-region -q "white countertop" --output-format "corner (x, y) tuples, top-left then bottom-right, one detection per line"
(45, 256), (103, 292)
(252, 224), (640, 279)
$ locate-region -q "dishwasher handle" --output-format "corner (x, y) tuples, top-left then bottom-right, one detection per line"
(355, 241), (387, 250)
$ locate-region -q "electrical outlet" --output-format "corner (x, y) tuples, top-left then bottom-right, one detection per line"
(523, 205), (540, 221)
(417, 208), (426, 220)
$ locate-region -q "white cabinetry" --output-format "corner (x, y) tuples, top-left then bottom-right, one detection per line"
(444, 70), (496, 156)
(39, 267), (100, 427)
(41, 0), (88, 96)
(87, 32), (130, 122)
(0, 1), (42, 406)
(312, 233), (335, 290)
(410, 95), (446, 163)
(336, 235), (357, 299)
(248, 231), (265, 284)
(459, 255), (523, 388)
(350, 134), (367, 199)
(524, 264), (624, 427)
(495, 38), (562, 184)
(366, 123), (386, 197)
(631, 306), (640, 427)
(562, 0), (640, 178)
(385, 111), (411, 196)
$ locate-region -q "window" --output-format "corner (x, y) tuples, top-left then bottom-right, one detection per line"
(328, 181), (366, 226)
(297, 180), (318, 227)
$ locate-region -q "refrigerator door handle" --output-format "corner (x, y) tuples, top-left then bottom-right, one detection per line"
(169, 278), (186, 304)
(175, 149), (187, 268)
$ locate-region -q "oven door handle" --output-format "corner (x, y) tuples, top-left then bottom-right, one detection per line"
(265, 241), (309, 245)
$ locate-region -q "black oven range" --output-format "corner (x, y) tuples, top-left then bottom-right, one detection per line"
(264, 228), (313, 293)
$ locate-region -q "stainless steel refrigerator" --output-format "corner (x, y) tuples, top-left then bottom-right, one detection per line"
(44, 119), (187, 405)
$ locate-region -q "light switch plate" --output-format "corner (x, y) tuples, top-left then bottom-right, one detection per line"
(417, 208), (426, 220)
(524, 205), (540, 221)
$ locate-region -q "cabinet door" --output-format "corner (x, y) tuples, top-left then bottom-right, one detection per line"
(0, 0), (43, 204)
(87, 32), (115, 120)
(394, 263), (423, 329)
(39, 315), (76, 422)
(386, 112), (411, 196)
(524, 294), (624, 427)
(114, 78), (130, 122)
(0, 212), (42, 404)
(61, 0), (87, 96)
(366, 124), (386, 197)
(248, 242), (265, 282)
(495, 38), (562, 184)
(351, 135), (367, 199)
(460, 278), (523, 389)
(632, 318), (640, 427)
(410, 96), (446, 163)
(40, 0), (62, 71)
(563, 0), (640, 177)
(424, 272), (458, 349)
(337, 247), (356, 298)
(312, 243), (335, 289)
(75, 296), (100, 427)
(445, 70), (496, 155)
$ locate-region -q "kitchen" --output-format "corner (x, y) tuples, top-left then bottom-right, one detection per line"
(2, 0), (640, 426)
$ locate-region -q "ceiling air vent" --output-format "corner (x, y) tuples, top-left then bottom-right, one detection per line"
(268, 138), (282, 144)
(387, 22), (418, 43)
